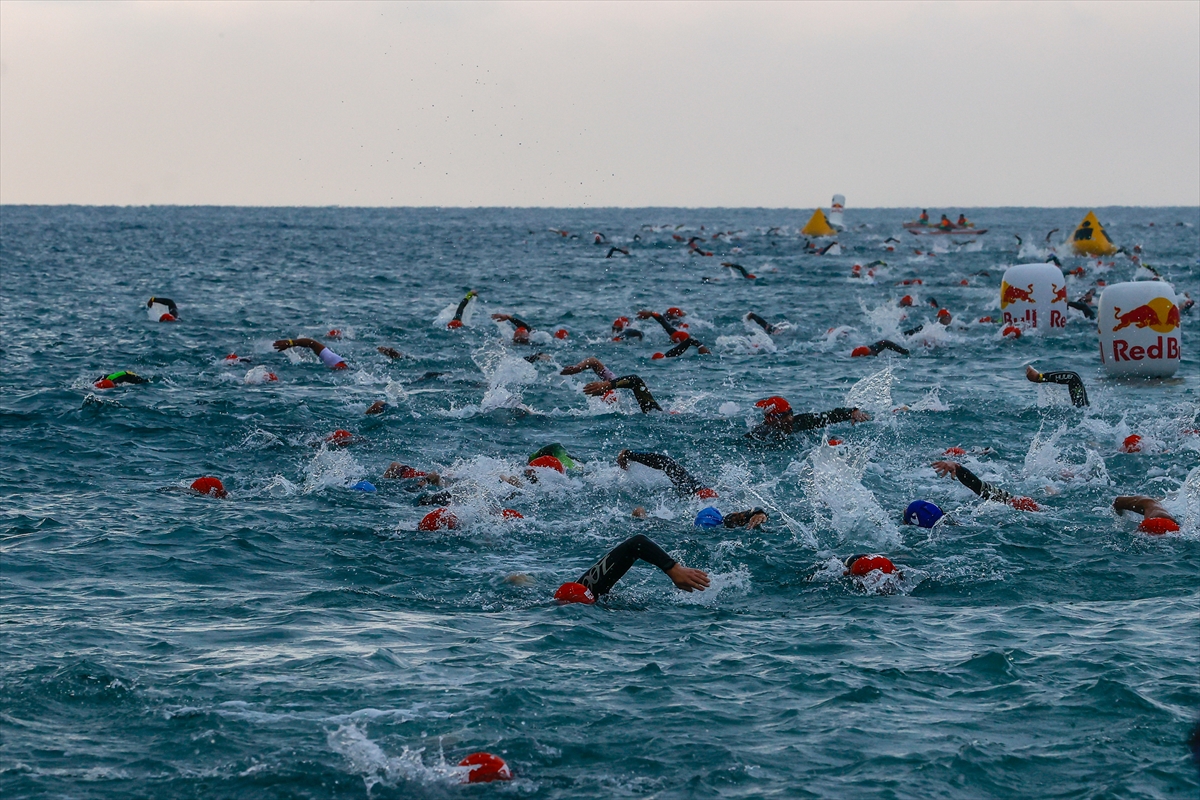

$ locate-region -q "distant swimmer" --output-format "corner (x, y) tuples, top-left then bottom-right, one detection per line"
(93, 370), (149, 389)
(1025, 365), (1089, 407)
(1068, 288), (1097, 319)
(1113, 495), (1180, 534)
(158, 476), (228, 499)
(851, 340), (910, 357)
(932, 461), (1041, 511)
(721, 262), (757, 280)
(746, 396), (869, 441)
(903, 309), (953, 337)
(366, 400), (389, 415)
(447, 290), (477, 329)
(583, 374), (661, 413)
(377, 347), (404, 360)
(593, 232), (608, 244)
(617, 449), (717, 498)
(657, 335), (710, 359)
(694, 506), (769, 530)
(146, 296), (179, 321)
(554, 533), (710, 603)
(606, 246), (631, 258)
(611, 317), (644, 341)
(490, 313), (535, 344)
(745, 312), (780, 334)
(273, 337), (348, 370)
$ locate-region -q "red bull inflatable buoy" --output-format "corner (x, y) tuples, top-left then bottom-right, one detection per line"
(1097, 282), (1181, 377)
(999, 263), (1068, 333)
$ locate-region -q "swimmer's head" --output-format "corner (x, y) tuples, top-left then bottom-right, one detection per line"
(554, 582), (595, 605)
(694, 507), (724, 528)
(500, 509), (523, 519)
(652, 352), (665, 359)
(447, 319), (464, 329)
(94, 378), (116, 389)
(670, 331), (689, 343)
(324, 429), (355, 447)
(695, 488), (719, 500)
(418, 507), (458, 531)
(937, 309), (952, 324)
(1002, 325), (1022, 339)
(612, 316), (630, 331)
(755, 396), (792, 418)
(1139, 517), (1180, 535)
(665, 307), (686, 319)
(844, 554), (896, 576)
(899, 295), (914, 307)
(190, 476), (227, 499)
(1121, 434), (1142, 453)
(528, 455), (565, 474)
(554, 328), (569, 340)
(350, 480), (376, 492)
(904, 500), (944, 528)
(513, 327), (530, 344)
(851, 346), (872, 357)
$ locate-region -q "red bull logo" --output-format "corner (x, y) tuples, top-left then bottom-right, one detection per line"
(1112, 297), (1179, 333)
(1052, 283), (1066, 303)
(1000, 281), (1035, 309)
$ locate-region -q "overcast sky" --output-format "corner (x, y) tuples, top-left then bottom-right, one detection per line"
(1, 1), (1197, 208)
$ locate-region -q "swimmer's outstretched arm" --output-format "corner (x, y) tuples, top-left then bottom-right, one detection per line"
(1113, 495), (1175, 522)
(746, 313), (775, 334)
(722, 509), (769, 529)
(663, 337), (710, 358)
(1026, 366), (1089, 407)
(561, 357), (617, 382)
(791, 408), (868, 431)
(491, 313), (532, 330)
(1066, 300), (1096, 319)
(933, 461), (1019, 505)
(453, 291), (476, 320)
(584, 375), (662, 413)
(577, 533), (709, 596)
(273, 337), (327, 357)
(148, 297), (178, 316)
(617, 450), (703, 494)
(636, 310), (678, 335)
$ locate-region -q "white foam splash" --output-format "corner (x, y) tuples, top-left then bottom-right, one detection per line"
(303, 449), (365, 493)
(327, 724), (469, 792)
(845, 364), (894, 416)
(801, 444), (899, 545)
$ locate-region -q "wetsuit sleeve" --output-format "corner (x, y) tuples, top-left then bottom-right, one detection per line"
(789, 408), (857, 431)
(954, 465), (1015, 504)
(150, 297), (178, 316)
(869, 340), (910, 356)
(664, 339), (697, 358)
(624, 451), (702, 494)
(611, 375), (662, 413)
(649, 313), (677, 335)
(1036, 371), (1089, 407)
(510, 317), (532, 331)
(109, 372), (148, 385)
(453, 295), (472, 320)
(902, 324), (924, 337)
(576, 533), (677, 596)
(1067, 300), (1096, 320)
(746, 313), (773, 333)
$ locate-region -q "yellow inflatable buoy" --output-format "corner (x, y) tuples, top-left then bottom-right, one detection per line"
(1069, 211), (1117, 256)
(801, 208), (836, 237)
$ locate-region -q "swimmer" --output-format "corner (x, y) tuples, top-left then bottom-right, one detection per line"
(660, 335), (710, 358)
(93, 370), (149, 389)
(745, 312), (780, 334)
(694, 506), (769, 530)
(903, 309), (952, 337)
(447, 290), (477, 329)
(611, 317), (644, 341)
(636, 309), (684, 337)
(366, 401), (388, 415)
(843, 553), (899, 577)
(606, 246), (631, 258)
(563, 533), (710, 601)
(746, 396), (869, 441)
(617, 450), (716, 498)
(583, 374), (662, 413)
(1025, 365), (1089, 407)
(490, 313), (535, 344)
(529, 443), (580, 470)
(146, 296), (178, 319)
(851, 340), (910, 357)
(932, 461), (1041, 511)
(377, 346), (404, 360)
(1113, 495), (1180, 534)
(158, 476), (227, 499)
(273, 337), (348, 370)
(721, 262), (756, 280)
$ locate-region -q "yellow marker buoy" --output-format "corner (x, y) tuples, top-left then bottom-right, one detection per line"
(1069, 211), (1117, 256)
(801, 208), (836, 237)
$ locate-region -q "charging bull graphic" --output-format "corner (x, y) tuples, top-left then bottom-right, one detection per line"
(1112, 298), (1180, 333)
(1098, 284), (1181, 377)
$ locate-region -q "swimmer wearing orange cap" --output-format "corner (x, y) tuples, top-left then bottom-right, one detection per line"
(273, 337), (348, 370)
(93, 370), (149, 389)
(560, 533), (710, 602)
(617, 449), (715, 498)
(746, 396), (869, 441)
(446, 290), (477, 329)
(932, 461), (1041, 511)
(1113, 495), (1180, 534)
(635, 309), (709, 357)
(851, 340), (909, 358)
(902, 309), (953, 337)
(146, 297), (178, 320)
(490, 313), (535, 344)
(582, 373), (661, 413)
(611, 317), (643, 341)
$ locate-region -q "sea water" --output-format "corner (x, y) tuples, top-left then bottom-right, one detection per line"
(1, 205), (1198, 798)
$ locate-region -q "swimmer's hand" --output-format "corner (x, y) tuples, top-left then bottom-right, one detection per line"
(746, 512), (768, 530)
(850, 409), (870, 424)
(583, 380), (612, 396)
(666, 564), (710, 592)
(636, 310), (658, 319)
(1025, 365), (1042, 383)
(932, 460), (959, 478)
(490, 313), (512, 322)
(377, 347), (403, 360)
(273, 339), (294, 351)
(616, 449), (630, 469)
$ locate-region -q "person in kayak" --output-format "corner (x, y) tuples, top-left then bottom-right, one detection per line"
(1025, 365), (1089, 407)
(746, 396), (869, 441)
(918, 210), (929, 225)
(555, 533), (710, 603)
(1113, 495), (1180, 534)
(932, 460), (1040, 511)
(617, 449), (717, 498)
(938, 214), (954, 231)
(273, 337), (348, 369)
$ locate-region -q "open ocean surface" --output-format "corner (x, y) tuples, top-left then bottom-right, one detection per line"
(1, 205), (1198, 799)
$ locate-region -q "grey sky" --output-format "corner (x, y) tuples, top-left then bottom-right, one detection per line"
(1, 0), (1197, 207)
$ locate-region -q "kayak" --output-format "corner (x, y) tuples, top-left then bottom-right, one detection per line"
(903, 223), (987, 236)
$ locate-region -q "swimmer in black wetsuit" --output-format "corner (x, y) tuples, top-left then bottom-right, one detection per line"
(932, 461), (1040, 511)
(582, 374), (662, 413)
(1068, 288), (1097, 320)
(491, 313), (534, 344)
(636, 309), (710, 356)
(662, 335), (710, 358)
(1025, 365), (1089, 407)
(746, 396), (869, 441)
(611, 317), (644, 341)
(745, 312), (780, 334)
(446, 290), (477, 329)
(851, 340), (910, 357)
(606, 246), (630, 258)
(576, 534), (710, 597)
(146, 297), (178, 318)
(95, 370), (149, 387)
(617, 450), (715, 497)
(721, 262), (756, 279)
(903, 309), (952, 337)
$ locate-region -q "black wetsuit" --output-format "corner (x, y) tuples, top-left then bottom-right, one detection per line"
(611, 376), (662, 413)
(747, 408), (859, 441)
(746, 313), (776, 334)
(723, 263), (753, 279)
(452, 294), (474, 323)
(624, 451), (704, 494)
(1067, 300), (1096, 319)
(953, 465), (1016, 504)
(577, 534), (677, 597)
(614, 328), (644, 341)
(664, 337), (706, 358)
(509, 316), (533, 332)
(645, 312), (679, 337)
(864, 340), (910, 356)
(98, 371), (149, 385)
(147, 297), (178, 317)
(722, 508), (767, 528)
(1030, 370), (1089, 407)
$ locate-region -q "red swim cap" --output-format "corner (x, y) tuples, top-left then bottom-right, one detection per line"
(265, 372), (278, 382)
(960, 279), (969, 286)
(652, 352), (665, 359)
(899, 295), (914, 307)
(418, 508), (458, 531)
(1002, 326), (1022, 338)
(943, 446), (966, 456)
(938, 308), (951, 319)
(447, 319), (463, 329)
(94, 379), (116, 389)
(670, 331), (689, 343)
(1139, 517), (1180, 535)
(325, 429), (354, 446)
(528, 455), (565, 473)
(397, 465), (427, 479)
(1121, 434), (1142, 453)
(851, 346), (872, 357)
(159, 313), (177, 322)
(331, 362), (348, 370)
(827, 438), (843, 446)
(458, 752), (512, 783)
(665, 307), (685, 318)
(978, 316), (993, 323)
(554, 582), (596, 605)
(695, 488), (718, 499)
(500, 509), (524, 519)
(849, 556), (895, 576)
(190, 476), (227, 498)
(1008, 496), (1040, 512)
(327, 329), (341, 338)
(755, 396), (792, 415)
(554, 328), (569, 339)
(612, 316), (630, 331)
(224, 354), (239, 361)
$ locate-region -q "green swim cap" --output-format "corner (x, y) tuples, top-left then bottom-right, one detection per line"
(529, 443), (577, 470)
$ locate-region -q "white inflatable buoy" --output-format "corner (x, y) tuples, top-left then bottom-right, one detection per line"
(828, 194), (845, 229)
(999, 263), (1068, 333)
(1097, 282), (1181, 377)
(147, 302), (173, 322)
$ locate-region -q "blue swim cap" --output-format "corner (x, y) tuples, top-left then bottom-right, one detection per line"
(904, 500), (943, 528)
(694, 507), (724, 528)
(351, 480), (377, 493)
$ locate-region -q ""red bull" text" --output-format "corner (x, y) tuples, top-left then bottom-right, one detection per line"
(1105, 336), (1180, 363)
